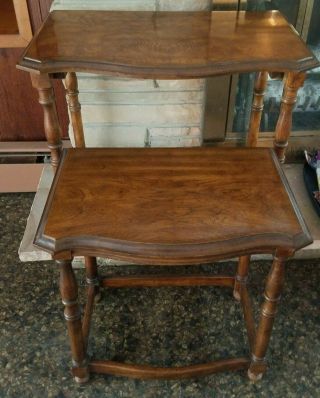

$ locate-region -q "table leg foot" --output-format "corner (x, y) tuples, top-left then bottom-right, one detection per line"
(233, 291), (241, 301)
(94, 290), (102, 303)
(247, 368), (264, 382)
(247, 354), (267, 381)
(234, 255), (250, 302)
(74, 375), (90, 384)
(72, 360), (90, 383)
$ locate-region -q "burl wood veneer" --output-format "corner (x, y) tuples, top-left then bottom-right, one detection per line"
(17, 9), (319, 384)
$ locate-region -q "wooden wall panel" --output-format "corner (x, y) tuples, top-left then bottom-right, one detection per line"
(0, 0), (68, 142)
(0, 1), (19, 35)
(0, 48), (44, 140)
(27, 0), (53, 32)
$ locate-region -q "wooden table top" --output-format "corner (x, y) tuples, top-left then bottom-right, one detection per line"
(35, 147), (312, 264)
(18, 10), (319, 78)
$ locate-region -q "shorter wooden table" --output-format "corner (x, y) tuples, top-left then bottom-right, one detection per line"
(34, 146), (312, 382)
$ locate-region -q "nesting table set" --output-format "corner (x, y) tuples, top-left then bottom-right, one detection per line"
(18, 10), (319, 383)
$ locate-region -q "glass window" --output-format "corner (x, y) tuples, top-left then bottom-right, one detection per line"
(232, 0), (320, 134)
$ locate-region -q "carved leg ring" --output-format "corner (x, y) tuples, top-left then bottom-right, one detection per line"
(248, 255), (286, 381)
(234, 255), (250, 301)
(65, 72), (86, 148)
(58, 260), (89, 384)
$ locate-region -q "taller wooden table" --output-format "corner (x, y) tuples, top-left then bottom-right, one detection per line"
(18, 10), (319, 383)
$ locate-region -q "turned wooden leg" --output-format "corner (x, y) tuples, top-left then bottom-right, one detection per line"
(65, 72), (85, 148)
(234, 255), (250, 301)
(248, 254), (286, 381)
(85, 256), (101, 301)
(30, 73), (63, 171)
(274, 71), (306, 163)
(58, 260), (89, 384)
(240, 71), (269, 287)
(247, 71), (268, 147)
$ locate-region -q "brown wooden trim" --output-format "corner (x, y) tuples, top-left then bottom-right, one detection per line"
(33, 149), (67, 249)
(26, 0), (42, 33)
(26, 0), (53, 33)
(18, 56), (319, 79)
(38, 233), (302, 265)
(88, 358), (250, 380)
(55, 246), (281, 265)
(14, 0), (32, 41)
(0, 0), (32, 48)
(101, 275), (235, 288)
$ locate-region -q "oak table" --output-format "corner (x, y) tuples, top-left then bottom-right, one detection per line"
(17, 10), (319, 383)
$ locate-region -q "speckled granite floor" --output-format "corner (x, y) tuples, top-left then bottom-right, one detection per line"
(1, 193), (320, 398)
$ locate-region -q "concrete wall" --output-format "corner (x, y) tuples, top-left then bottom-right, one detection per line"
(52, 0), (211, 147)
(52, 0), (211, 12)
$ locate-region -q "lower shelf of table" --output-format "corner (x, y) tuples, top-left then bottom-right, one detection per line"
(19, 163), (320, 262)
(73, 273), (261, 382)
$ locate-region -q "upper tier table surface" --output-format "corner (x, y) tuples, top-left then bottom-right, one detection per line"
(18, 10), (319, 78)
(35, 147), (312, 264)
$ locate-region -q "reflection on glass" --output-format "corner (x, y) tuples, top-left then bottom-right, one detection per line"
(232, 0), (320, 134)
(263, 0), (300, 25)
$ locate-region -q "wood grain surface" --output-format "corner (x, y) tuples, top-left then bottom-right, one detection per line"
(18, 10), (319, 77)
(34, 147), (312, 263)
(0, 0), (19, 35)
(26, 0), (53, 33)
(87, 358), (250, 380)
(0, 0), (68, 141)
